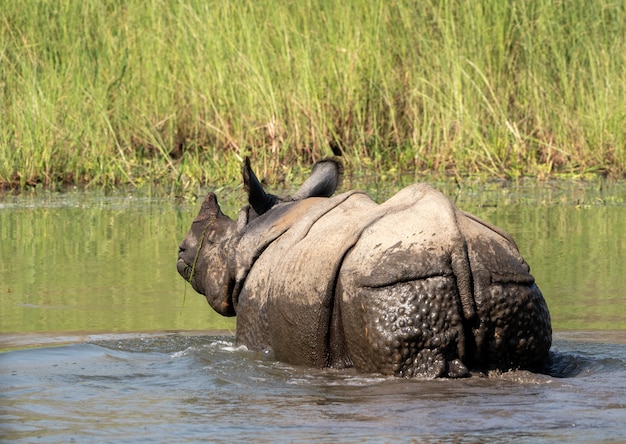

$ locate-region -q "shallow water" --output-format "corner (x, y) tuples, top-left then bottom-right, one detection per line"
(1, 180), (625, 442)
(1, 331), (625, 443)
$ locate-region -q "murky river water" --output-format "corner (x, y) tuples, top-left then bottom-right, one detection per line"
(1, 180), (625, 442)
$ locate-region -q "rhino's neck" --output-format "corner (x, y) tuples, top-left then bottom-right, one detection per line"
(230, 192), (365, 309)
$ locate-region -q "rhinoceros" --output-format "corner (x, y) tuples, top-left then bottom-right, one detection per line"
(177, 158), (552, 378)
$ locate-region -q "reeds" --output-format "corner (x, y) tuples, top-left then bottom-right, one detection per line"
(1, 0), (625, 191)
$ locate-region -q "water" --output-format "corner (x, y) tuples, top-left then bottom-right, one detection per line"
(0, 191), (237, 334)
(1, 332), (625, 443)
(1, 180), (625, 442)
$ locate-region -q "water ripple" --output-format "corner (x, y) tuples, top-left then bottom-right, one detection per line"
(1, 333), (625, 443)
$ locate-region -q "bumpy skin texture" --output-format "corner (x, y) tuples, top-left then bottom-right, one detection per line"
(337, 185), (551, 377)
(177, 162), (552, 378)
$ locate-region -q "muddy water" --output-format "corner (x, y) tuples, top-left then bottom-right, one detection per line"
(1, 332), (625, 443)
(1, 181), (625, 442)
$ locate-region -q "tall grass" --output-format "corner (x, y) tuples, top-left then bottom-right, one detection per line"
(1, 0), (625, 191)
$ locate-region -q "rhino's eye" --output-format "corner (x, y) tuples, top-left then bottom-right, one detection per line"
(200, 222), (217, 245)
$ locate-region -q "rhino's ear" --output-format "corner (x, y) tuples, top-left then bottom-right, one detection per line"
(292, 157), (343, 200)
(197, 192), (223, 221)
(242, 157), (277, 215)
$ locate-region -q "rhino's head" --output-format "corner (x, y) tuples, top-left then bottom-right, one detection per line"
(177, 192), (238, 316)
(177, 156), (343, 316)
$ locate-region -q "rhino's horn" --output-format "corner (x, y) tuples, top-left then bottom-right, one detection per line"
(197, 192), (223, 221)
(292, 157), (343, 200)
(242, 157), (277, 215)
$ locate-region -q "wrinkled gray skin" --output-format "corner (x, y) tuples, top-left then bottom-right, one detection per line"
(177, 158), (552, 378)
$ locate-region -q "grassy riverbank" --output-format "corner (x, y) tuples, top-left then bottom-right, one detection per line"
(2, 0), (625, 192)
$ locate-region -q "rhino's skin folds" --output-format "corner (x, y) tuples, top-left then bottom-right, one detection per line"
(177, 158), (552, 378)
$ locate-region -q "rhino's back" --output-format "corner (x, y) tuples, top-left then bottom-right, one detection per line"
(341, 184), (462, 288)
(338, 183), (551, 376)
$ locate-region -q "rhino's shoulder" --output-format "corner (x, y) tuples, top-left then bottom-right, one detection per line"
(232, 191), (371, 283)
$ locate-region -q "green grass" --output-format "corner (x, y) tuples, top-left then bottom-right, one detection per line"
(1, 0), (625, 193)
